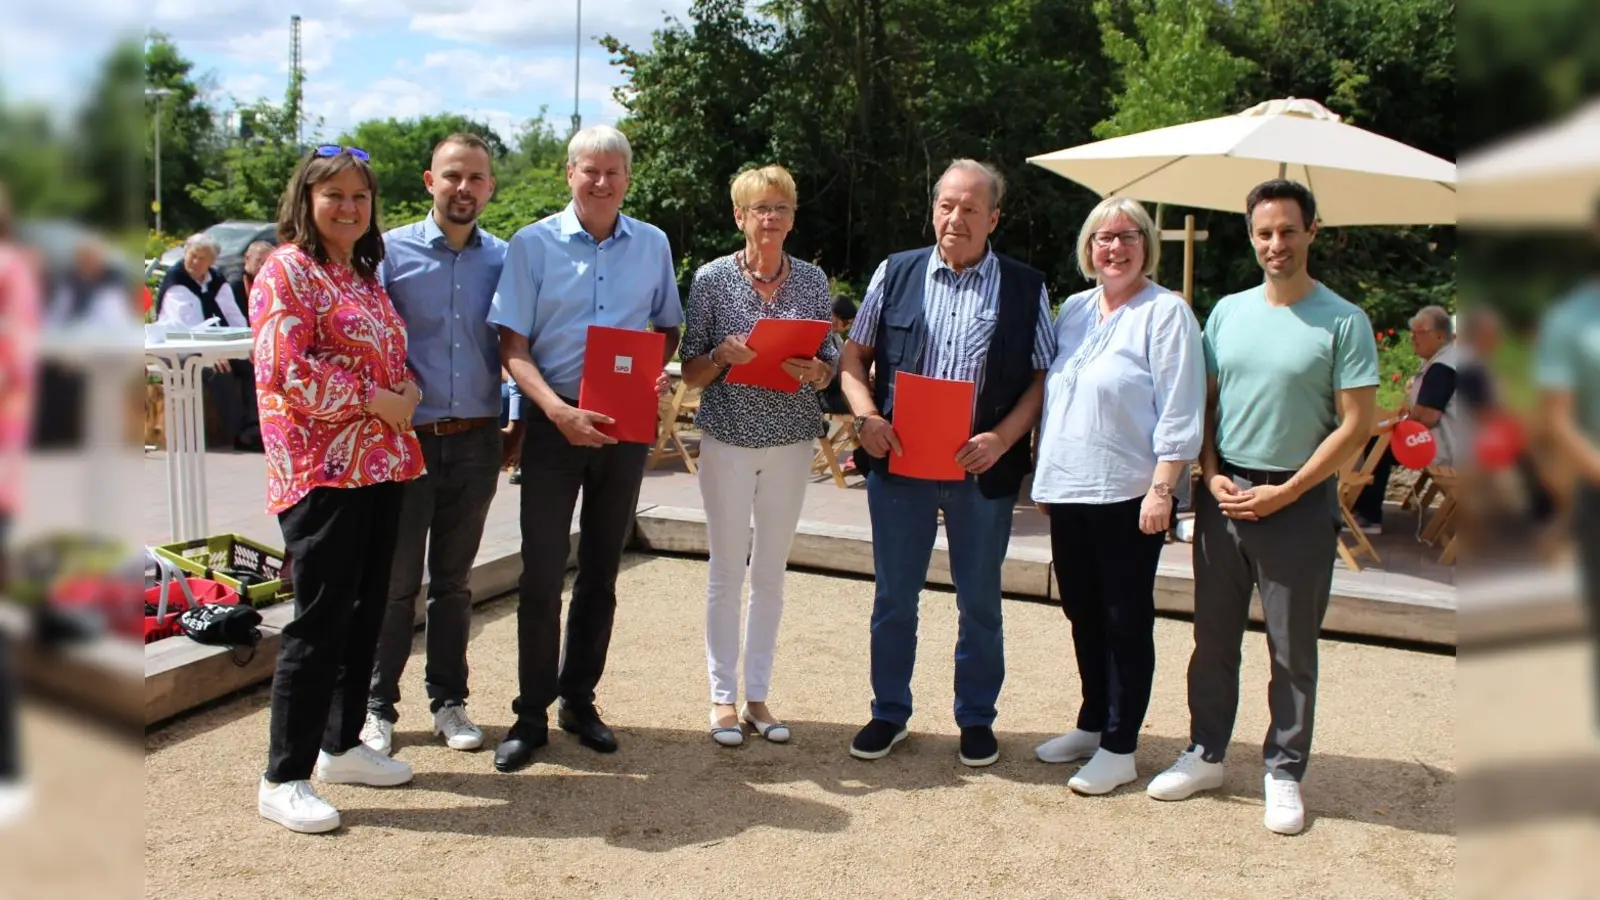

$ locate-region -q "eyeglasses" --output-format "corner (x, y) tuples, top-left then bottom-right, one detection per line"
(314, 144), (371, 163)
(1091, 230), (1143, 247)
(743, 204), (795, 219)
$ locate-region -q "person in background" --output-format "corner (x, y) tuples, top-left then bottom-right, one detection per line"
(361, 133), (508, 759)
(35, 238), (126, 447)
(831, 294), (856, 338)
(155, 233), (249, 328)
(1146, 180), (1378, 836)
(489, 124), (683, 773)
(1457, 306), (1554, 525)
(223, 240), (275, 451)
(1353, 305), (1461, 532)
(839, 159), (1055, 768)
(1537, 206), (1600, 730)
(157, 233), (253, 447)
(252, 144), (423, 834)
(679, 164), (836, 747)
(229, 240), (276, 323)
(0, 181), (38, 825)
(817, 295), (857, 418)
(1031, 197), (1206, 795)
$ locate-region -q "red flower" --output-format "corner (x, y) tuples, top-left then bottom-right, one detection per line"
(1375, 332), (1384, 342)
(1392, 373), (1401, 382)
(1387, 329), (1396, 336)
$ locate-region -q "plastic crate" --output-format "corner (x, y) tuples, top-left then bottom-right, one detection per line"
(153, 534), (289, 607)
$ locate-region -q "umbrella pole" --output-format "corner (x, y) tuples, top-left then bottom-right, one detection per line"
(1184, 215), (1196, 304)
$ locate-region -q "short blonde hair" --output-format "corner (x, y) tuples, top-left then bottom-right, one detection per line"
(1076, 196), (1160, 280)
(730, 165), (798, 210)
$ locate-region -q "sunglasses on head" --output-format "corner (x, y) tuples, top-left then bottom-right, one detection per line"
(313, 144), (371, 162)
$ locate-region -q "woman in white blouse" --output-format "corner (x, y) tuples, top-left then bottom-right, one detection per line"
(1030, 197), (1206, 795)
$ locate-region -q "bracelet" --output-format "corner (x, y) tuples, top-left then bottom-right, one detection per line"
(709, 348), (726, 369)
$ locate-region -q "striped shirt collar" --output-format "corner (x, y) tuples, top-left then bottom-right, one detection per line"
(930, 245), (998, 282)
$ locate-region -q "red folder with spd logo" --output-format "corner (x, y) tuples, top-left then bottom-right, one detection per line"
(577, 325), (666, 445)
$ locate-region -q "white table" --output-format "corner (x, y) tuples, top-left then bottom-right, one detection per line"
(143, 336), (254, 542)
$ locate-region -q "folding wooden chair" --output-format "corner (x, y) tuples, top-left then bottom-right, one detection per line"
(648, 381), (701, 474)
(1419, 466), (1459, 546)
(1335, 431), (1391, 571)
(811, 413), (859, 488)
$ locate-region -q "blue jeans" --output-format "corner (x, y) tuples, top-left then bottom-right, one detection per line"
(866, 470), (1017, 728)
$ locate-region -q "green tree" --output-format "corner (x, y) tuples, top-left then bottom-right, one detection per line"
(186, 98), (305, 223)
(1092, 0), (1255, 139)
(143, 33), (220, 234)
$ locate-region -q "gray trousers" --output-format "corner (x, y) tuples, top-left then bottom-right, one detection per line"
(368, 425), (501, 722)
(1188, 473), (1339, 782)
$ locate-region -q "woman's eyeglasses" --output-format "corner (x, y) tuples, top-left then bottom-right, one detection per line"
(314, 144), (371, 162)
(1090, 230), (1143, 248)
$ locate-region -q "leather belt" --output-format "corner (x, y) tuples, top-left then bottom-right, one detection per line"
(415, 417), (497, 437)
(1221, 460), (1296, 486)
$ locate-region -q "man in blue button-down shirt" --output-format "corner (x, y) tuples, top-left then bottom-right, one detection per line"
(361, 133), (509, 758)
(488, 124), (683, 772)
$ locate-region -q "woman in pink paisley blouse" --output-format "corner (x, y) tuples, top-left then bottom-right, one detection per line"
(250, 145), (425, 834)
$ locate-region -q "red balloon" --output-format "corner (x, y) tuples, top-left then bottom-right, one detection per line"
(1391, 419), (1437, 469)
(1475, 412), (1524, 471)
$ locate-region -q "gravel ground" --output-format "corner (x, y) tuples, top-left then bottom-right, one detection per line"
(146, 554), (1455, 899)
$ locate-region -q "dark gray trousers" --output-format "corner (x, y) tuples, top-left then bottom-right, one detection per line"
(367, 425), (501, 722)
(1188, 474), (1339, 782)
(1577, 487), (1600, 729)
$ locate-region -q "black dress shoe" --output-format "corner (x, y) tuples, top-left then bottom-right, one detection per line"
(558, 703), (618, 753)
(493, 720), (549, 773)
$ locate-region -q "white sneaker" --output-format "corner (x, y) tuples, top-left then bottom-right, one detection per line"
(315, 745), (413, 787)
(0, 781), (32, 827)
(1146, 745), (1225, 801)
(1036, 729), (1101, 764)
(360, 712), (394, 756)
(433, 704), (484, 751)
(258, 778), (340, 834)
(1068, 748), (1138, 795)
(1263, 774), (1306, 835)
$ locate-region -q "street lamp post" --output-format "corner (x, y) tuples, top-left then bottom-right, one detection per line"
(571, 0), (582, 137)
(145, 87), (173, 234)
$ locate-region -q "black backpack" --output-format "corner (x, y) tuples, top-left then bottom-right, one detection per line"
(178, 603), (262, 648)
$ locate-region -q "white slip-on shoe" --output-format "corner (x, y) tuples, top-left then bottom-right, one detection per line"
(258, 778), (340, 834)
(432, 705), (484, 751)
(360, 712), (394, 756)
(1263, 774), (1306, 835)
(709, 708), (744, 747)
(1146, 745), (1225, 801)
(742, 706), (791, 743)
(316, 745), (414, 787)
(1068, 748), (1138, 795)
(1035, 729), (1101, 764)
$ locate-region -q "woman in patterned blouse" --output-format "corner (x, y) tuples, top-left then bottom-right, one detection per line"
(251, 145), (425, 834)
(679, 165), (837, 747)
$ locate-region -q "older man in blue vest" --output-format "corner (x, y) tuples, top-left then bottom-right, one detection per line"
(839, 159), (1056, 767)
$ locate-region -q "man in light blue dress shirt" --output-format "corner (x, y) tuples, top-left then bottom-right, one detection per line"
(488, 125), (683, 773)
(361, 134), (509, 757)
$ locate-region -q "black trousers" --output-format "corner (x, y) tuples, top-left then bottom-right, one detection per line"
(1047, 496), (1167, 754)
(512, 403), (648, 721)
(264, 481), (404, 783)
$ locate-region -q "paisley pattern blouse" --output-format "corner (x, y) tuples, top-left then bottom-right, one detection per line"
(251, 245), (424, 515)
(0, 245), (39, 516)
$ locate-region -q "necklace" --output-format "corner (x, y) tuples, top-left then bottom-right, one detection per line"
(738, 251), (786, 285)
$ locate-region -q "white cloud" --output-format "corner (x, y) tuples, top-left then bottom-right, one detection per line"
(407, 0), (694, 50)
(218, 73), (275, 103)
(221, 18), (351, 75)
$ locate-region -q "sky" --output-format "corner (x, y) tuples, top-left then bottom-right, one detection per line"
(3, 0), (698, 142)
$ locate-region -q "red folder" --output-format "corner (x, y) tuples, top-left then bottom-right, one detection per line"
(722, 317), (834, 393)
(577, 325), (666, 444)
(888, 372), (975, 481)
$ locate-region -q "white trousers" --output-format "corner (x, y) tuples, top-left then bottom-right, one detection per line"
(697, 434), (814, 705)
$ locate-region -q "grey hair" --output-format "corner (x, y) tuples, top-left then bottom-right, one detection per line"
(244, 239), (275, 259)
(1410, 305), (1454, 338)
(935, 159), (1005, 211)
(567, 124), (633, 173)
(184, 232), (222, 257)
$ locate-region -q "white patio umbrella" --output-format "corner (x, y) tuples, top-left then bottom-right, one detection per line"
(1458, 99), (1600, 228)
(1027, 98), (1457, 297)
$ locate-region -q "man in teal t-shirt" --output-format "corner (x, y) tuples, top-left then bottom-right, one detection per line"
(1145, 180), (1378, 837)
(1537, 274), (1600, 729)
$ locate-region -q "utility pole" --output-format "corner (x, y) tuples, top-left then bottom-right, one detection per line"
(145, 87), (174, 234)
(289, 14), (304, 148)
(571, 0), (582, 137)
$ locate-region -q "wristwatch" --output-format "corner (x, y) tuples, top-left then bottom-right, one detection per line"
(853, 413), (876, 433)
(1151, 482), (1173, 498)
